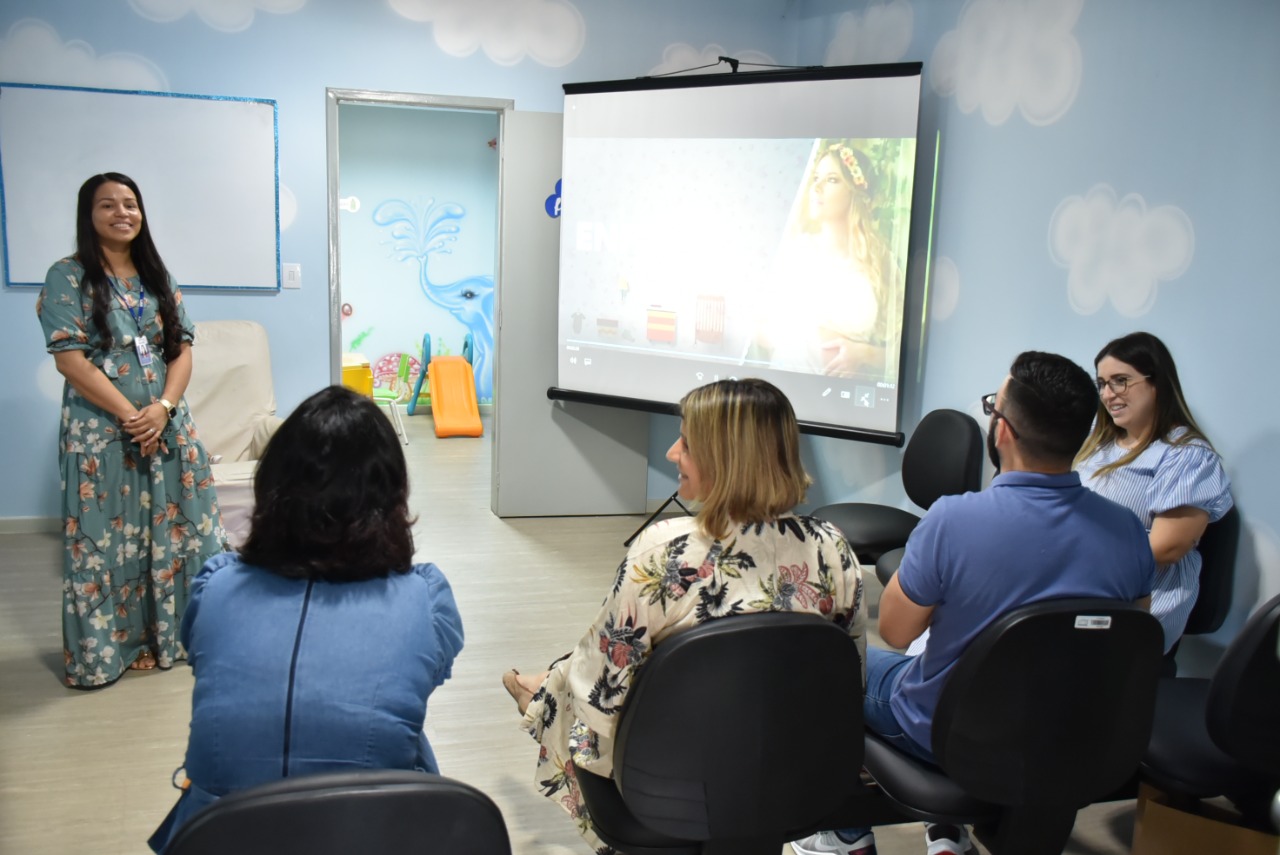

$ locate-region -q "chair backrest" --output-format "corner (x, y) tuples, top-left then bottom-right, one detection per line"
(1206, 592), (1280, 777)
(901, 409), (983, 511)
(186, 320), (278, 461)
(1184, 505), (1241, 635)
(165, 770), (511, 855)
(613, 613), (864, 841)
(393, 352), (414, 400)
(933, 598), (1163, 807)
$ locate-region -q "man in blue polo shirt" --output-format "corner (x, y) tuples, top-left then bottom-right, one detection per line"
(794, 351), (1155, 855)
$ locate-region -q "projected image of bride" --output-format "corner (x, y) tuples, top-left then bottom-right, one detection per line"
(554, 66), (924, 437)
(751, 138), (913, 381)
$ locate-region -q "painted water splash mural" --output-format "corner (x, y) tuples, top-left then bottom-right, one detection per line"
(372, 198), (495, 401)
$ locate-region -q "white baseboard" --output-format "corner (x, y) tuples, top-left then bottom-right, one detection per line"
(0, 516), (60, 535)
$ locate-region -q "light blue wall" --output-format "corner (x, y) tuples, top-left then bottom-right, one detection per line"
(651, 0), (1280, 660)
(0, 0), (795, 520)
(2, 0), (1277, 659)
(337, 104), (499, 399)
(778, 0), (1280, 663)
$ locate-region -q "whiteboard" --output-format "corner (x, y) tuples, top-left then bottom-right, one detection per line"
(0, 83), (279, 290)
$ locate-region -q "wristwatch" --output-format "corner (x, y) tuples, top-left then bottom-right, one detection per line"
(159, 398), (178, 420)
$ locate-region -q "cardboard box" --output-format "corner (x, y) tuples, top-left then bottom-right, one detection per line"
(1131, 783), (1278, 855)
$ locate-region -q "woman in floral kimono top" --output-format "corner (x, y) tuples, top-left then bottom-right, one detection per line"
(504, 378), (866, 853)
(37, 173), (226, 688)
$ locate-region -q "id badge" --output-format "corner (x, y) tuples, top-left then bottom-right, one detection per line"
(135, 336), (153, 366)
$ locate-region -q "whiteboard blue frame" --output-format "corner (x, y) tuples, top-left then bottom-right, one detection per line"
(0, 82), (280, 291)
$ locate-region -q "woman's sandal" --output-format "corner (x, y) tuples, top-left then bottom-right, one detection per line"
(502, 669), (536, 715)
(130, 649), (158, 671)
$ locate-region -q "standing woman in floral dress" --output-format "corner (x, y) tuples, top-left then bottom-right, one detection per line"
(37, 172), (226, 688)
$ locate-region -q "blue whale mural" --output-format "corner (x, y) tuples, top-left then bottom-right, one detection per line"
(372, 198), (495, 402)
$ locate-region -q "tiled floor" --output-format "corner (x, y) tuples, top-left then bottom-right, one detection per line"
(0, 414), (1141, 854)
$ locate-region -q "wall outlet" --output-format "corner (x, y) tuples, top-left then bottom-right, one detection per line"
(282, 263), (301, 290)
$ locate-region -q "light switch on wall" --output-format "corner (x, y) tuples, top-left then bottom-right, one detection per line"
(282, 263), (301, 289)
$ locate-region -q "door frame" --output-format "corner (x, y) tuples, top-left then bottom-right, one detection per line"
(324, 88), (514, 385)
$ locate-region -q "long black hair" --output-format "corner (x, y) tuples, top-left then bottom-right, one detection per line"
(240, 386), (417, 581)
(75, 173), (184, 360)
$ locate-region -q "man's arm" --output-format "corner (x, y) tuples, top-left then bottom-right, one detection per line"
(879, 573), (935, 650)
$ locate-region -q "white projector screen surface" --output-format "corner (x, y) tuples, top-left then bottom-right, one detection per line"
(555, 65), (923, 441)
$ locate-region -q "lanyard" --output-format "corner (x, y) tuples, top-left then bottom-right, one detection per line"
(108, 275), (147, 334)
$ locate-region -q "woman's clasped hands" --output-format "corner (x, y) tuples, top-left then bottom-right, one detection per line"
(123, 402), (168, 455)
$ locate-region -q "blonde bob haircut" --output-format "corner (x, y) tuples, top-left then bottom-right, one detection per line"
(680, 378), (812, 540)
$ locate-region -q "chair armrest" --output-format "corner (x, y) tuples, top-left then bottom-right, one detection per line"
(248, 415), (284, 459)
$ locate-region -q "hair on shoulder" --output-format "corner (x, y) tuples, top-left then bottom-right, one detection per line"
(75, 172), (185, 361)
(1075, 331), (1211, 476)
(240, 385), (416, 581)
(680, 378), (811, 540)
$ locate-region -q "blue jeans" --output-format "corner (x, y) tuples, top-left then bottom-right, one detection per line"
(861, 647), (935, 764)
(839, 646), (936, 840)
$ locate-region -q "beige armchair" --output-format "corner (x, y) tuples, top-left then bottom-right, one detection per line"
(184, 320), (283, 547)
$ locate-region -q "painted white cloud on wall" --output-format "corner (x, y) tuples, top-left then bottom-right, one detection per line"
(279, 184), (297, 231)
(1048, 184), (1195, 317)
(824, 0), (913, 65)
(928, 255), (960, 320)
(0, 19), (168, 91)
(931, 0), (1082, 126)
(128, 0), (305, 34)
(648, 43), (777, 76)
(389, 0), (585, 67)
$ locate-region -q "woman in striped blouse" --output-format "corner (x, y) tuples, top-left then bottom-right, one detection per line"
(1075, 332), (1232, 661)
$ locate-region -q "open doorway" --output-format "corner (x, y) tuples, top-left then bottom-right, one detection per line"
(325, 89), (512, 411)
(327, 95), (648, 516)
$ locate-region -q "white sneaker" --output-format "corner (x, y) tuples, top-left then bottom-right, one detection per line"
(791, 830), (877, 855)
(924, 822), (977, 855)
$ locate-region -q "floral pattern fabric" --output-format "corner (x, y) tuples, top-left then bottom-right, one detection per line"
(520, 513), (865, 853)
(37, 257), (227, 688)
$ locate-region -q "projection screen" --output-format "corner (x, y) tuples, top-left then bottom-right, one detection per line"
(552, 63), (923, 444)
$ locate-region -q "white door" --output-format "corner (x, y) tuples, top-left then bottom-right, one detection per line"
(492, 110), (649, 516)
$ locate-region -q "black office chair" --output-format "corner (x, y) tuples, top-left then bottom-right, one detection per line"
(164, 769), (512, 855)
(814, 408), (982, 587)
(575, 613), (873, 855)
(858, 599), (1164, 855)
(1183, 505), (1241, 636)
(1142, 592), (1280, 824)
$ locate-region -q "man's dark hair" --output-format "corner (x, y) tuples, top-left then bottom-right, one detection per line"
(1003, 351), (1098, 464)
(240, 385), (416, 581)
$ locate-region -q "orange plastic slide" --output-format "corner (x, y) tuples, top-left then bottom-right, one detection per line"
(428, 356), (483, 437)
